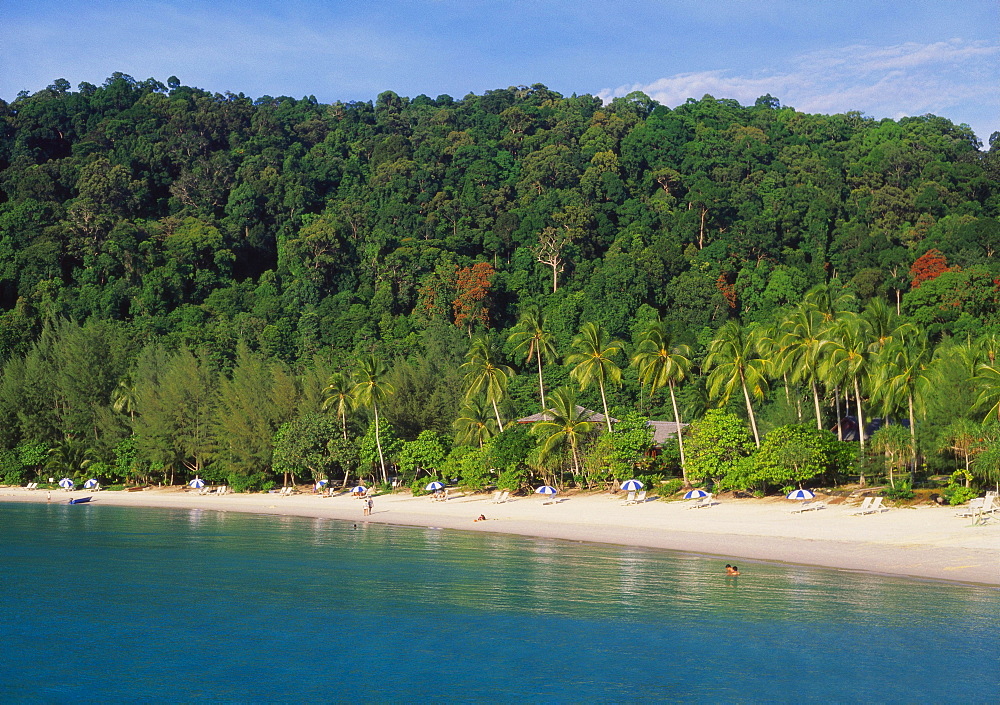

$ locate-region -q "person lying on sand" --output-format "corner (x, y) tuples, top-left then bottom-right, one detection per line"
(474, 514), (486, 522)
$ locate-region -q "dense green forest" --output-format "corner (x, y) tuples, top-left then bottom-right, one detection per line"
(2, 73), (1000, 500)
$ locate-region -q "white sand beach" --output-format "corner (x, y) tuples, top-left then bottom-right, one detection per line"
(4, 486), (998, 586)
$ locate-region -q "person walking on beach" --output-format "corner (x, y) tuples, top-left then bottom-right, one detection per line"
(363, 500), (369, 517)
(367, 497), (374, 515)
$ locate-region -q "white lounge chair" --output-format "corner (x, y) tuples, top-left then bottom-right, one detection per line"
(25, 482), (38, 490)
(490, 490), (502, 503)
(791, 501), (826, 513)
(850, 497), (874, 515)
(494, 490), (510, 504)
(632, 491), (647, 505)
(687, 493), (719, 509)
(621, 491), (636, 505)
(854, 496), (885, 515)
(217, 485), (229, 496)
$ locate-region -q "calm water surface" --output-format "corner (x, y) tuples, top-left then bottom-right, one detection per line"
(1, 502), (997, 702)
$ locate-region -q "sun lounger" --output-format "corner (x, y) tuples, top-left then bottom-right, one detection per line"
(490, 490), (502, 503)
(25, 482), (38, 490)
(791, 501), (826, 513)
(853, 496), (886, 515)
(621, 491), (636, 505)
(687, 493), (719, 509)
(216, 485), (229, 495)
(633, 490), (647, 504)
(493, 490), (509, 504)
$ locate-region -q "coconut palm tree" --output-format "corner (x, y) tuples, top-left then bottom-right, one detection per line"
(566, 322), (624, 432)
(871, 327), (934, 477)
(508, 304), (558, 414)
(530, 386), (594, 479)
(461, 334), (513, 432)
(779, 303), (830, 431)
(704, 320), (767, 447)
(352, 354), (394, 484)
(453, 396), (499, 448)
(821, 312), (873, 451)
(321, 372), (353, 440)
(632, 320), (692, 480)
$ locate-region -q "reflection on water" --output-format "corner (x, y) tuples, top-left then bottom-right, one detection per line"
(0, 502), (996, 702)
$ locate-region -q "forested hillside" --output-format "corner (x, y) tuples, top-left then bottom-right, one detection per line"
(2, 73), (999, 497)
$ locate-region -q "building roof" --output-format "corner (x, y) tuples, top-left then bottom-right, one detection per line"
(647, 420), (687, 445)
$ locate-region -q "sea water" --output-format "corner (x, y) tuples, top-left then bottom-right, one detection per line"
(0, 502), (996, 703)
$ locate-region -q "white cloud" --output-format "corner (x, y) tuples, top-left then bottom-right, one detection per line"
(599, 39), (1000, 141)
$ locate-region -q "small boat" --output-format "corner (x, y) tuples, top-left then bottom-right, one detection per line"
(68, 496), (93, 505)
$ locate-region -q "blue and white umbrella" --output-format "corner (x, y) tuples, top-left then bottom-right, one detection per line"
(58, 478), (74, 489)
(786, 489), (816, 501)
(188, 478), (206, 489)
(84, 478), (99, 489)
(352, 485), (367, 494)
(535, 485), (558, 496)
(621, 479), (644, 492)
(684, 489), (709, 500)
(425, 481), (445, 491)
(316, 479), (329, 489)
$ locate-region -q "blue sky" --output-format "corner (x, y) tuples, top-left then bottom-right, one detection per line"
(3, 0), (997, 143)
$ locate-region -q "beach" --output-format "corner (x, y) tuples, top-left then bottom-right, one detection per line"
(3, 486), (998, 586)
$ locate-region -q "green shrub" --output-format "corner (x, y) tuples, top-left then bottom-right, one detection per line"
(658, 478), (683, 497)
(942, 484), (978, 506)
(496, 467), (526, 492)
(882, 482), (914, 501)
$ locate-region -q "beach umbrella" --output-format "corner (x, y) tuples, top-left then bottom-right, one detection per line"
(684, 489), (709, 500)
(425, 481), (445, 491)
(351, 485), (367, 494)
(58, 478), (74, 489)
(535, 485), (558, 496)
(84, 478), (99, 489)
(316, 479), (329, 490)
(786, 489), (816, 501)
(188, 478), (206, 489)
(621, 479), (644, 492)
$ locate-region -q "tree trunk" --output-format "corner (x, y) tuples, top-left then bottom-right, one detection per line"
(668, 381), (687, 485)
(491, 397), (505, 432)
(536, 353), (546, 415)
(740, 371), (761, 447)
(834, 385), (843, 441)
(854, 378), (867, 486)
(374, 402), (387, 484)
(811, 380), (823, 431)
(599, 380), (613, 433)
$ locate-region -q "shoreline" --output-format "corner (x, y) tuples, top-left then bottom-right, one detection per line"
(3, 486), (998, 587)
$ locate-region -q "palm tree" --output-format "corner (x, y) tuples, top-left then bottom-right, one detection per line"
(352, 354), (394, 484)
(322, 372), (353, 440)
(508, 305), (557, 414)
(566, 322), (624, 432)
(453, 396), (499, 448)
(704, 320), (767, 447)
(803, 280), (854, 323)
(530, 386), (594, 479)
(821, 312), (873, 451)
(632, 320), (692, 480)
(872, 328), (934, 477)
(461, 334), (513, 432)
(780, 303), (829, 431)
(111, 377), (138, 428)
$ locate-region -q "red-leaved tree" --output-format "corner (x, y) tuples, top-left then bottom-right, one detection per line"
(909, 249), (954, 289)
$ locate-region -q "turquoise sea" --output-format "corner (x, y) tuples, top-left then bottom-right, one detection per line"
(1, 502), (997, 703)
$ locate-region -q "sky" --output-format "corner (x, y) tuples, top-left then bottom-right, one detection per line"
(2, 0), (998, 144)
